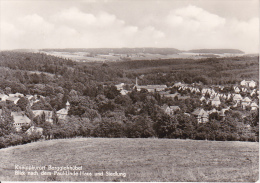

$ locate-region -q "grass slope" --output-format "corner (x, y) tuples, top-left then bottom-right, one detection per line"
(0, 138), (258, 182)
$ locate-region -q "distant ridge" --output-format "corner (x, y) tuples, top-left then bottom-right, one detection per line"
(187, 49), (244, 54)
(40, 47), (181, 55)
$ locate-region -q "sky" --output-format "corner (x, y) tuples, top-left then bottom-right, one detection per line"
(0, 0), (259, 53)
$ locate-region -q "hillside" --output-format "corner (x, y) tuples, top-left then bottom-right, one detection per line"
(0, 138), (258, 182)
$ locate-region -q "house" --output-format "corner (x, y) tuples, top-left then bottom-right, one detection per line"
(115, 83), (125, 90)
(241, 97), (252, 109)
(240, 80), (257, 88)
(25, 95), (37, 106)
(169, 106), (180, 113)
(240, 80), (247, 86)
(57, 101), (70, 120)
(163, 93), (180, 99)
(250, 102), (258, 111)
(6, 97), (20, 104)
(161, 105), (180, 115)
(221, 94), (227, 99)
(11, 112), (31, 131)
(200, 96), (206, 102)
(208, 108), (217, 114)
(32, 110), (53, 123)
(191, 108), (209, 123)
(250, 90), (256, 96)
(161, 104), (173, 115)
(135, 85), (167, 92)
(248, 81), (256, 88)
(173, 82), (183, 87)
(26, 126), (43, 136)
(241, 87), (248, 92)
(233, 94), (243, 103)
(227, 93), (232, 100)
(9, 93), (24, 98)
(201, 88), (209, 95)
(0, 94), (9, 101)
(211, 96), (221, 107)
(219, 109), (226, 120)
(120, 89), (128, 95)
(234, 86), (240, 93)
(134, 77), (167, 92)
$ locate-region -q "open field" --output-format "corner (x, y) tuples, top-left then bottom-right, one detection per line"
(0, 138), (258, 182)
(40, 50), (246, 62)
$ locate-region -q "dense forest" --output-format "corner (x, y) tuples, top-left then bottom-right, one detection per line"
(0, 51), (259, 148)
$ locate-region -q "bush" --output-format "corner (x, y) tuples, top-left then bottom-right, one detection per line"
(0, 137), (7, 149)
(239, 135), (248, 141)
(215, 132), (228, 141)
(227, 133), (238, 141)
(194, 132), (207, 140)
(4, 133), (23, 146)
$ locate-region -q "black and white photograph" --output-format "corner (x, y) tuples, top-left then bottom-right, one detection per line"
(0, 0), (259, 182)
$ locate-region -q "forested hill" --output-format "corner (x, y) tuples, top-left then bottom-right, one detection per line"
(0, 51), (258, 90)
(188, 49), (244, 54)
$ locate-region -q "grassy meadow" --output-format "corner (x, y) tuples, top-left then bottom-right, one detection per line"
(0, 138), (258, 182)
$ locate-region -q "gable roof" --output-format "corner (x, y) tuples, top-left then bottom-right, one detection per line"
(242, 97), (251, 102)
(250, 102), (258, 107)
(32, 110), (53, 117)
(57, 108), (69, 115)
(192, 108), (208, 116)
(233, 94), (242, 100)
(11, 112), (31, 124)
(161, 104), (169, 111)
(169, 106), (180, 111)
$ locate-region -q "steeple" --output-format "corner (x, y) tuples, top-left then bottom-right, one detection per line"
(66, 101), (70, 110)
(136, 77), (138, 86)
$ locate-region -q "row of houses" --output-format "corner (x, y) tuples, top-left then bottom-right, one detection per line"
(0, 92), (71, 131)
(240, 80), (257, 88)
(160, 104), (230, 124)
(174, 82), (258, 110)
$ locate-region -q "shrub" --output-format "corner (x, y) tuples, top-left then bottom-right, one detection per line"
(194, 132), (207, 140)
(227, 133), (238, 141)
(215, 132), (228, 141)
(4, 133), (23, 146)
(0, 137), (7, 149)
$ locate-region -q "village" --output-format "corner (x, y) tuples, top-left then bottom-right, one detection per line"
(117, 79), (259, 123)
(0, 77), (258, 136)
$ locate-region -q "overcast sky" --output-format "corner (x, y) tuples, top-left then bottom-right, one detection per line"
(0, 0), (259, 53)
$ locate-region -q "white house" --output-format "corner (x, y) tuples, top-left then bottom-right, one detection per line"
(32, 110), (53, 123)
(115, 83), (125, 90)
(57, 101), (70, 120)
(6, 97), (20, 104)
(26, 126), (43, 136)
(0, 94), (9, 101)
(250, 102), (258, 111)
(192, 108), (209, 123)
(233, 94), (243, 103)
(200, 96), (206, 102)
(248, 81), (256, 88)
(240, 80), (247, 86)
(241, 80), (257, 88)
(234, 86), (240, 93)
(241, 97), (252, 109)
(11, 112), (31, 131)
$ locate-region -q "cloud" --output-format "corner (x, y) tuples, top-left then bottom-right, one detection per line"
(0, 5), (258, 53)
(163, 5), (258, 53)
(1, 7), (166, 49)
(166, 5), (226, 32)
